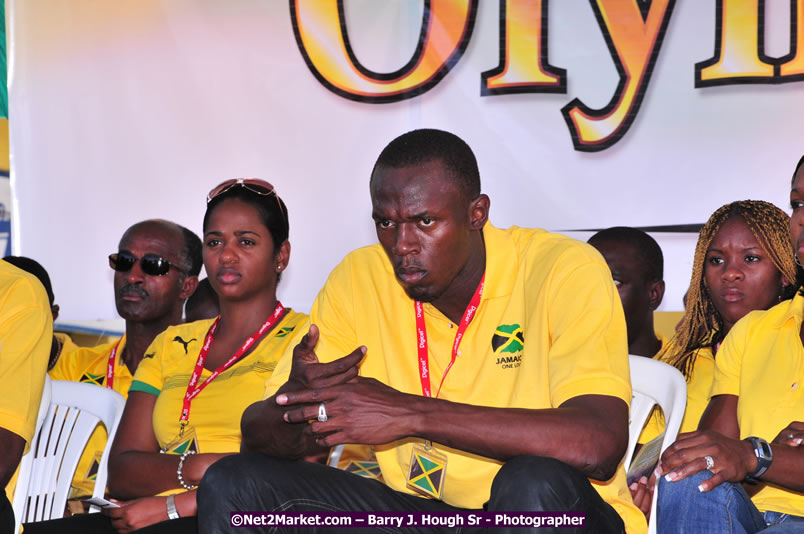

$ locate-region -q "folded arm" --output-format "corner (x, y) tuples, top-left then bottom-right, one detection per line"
(108, 391), (229, 500)
(282, 377), (629, 481)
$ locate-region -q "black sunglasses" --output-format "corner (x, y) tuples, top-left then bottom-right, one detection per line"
(108, 252), (184, 276)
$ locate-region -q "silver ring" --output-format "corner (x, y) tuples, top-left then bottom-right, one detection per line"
(704, 455), (715, 471)
(317, 402), (328, 422)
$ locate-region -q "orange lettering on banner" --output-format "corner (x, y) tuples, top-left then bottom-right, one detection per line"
(696, 1), (804, 84)
(781, 0), (804, 76)
(696, 0), (774, 85)
(481, 0), (566, 94)
(560, 0), (676, 152)
(779, 0), (804, 76)
(290, 0), (476, 103)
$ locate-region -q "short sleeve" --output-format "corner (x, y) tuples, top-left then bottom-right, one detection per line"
(130, 331), (167, 396)
(0, 280), (52, 448)
(263, 255), (359, 399)
(710, 314), (750, 397)
(543, 248), (632, 408)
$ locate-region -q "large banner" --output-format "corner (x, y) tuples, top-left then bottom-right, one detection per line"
(8, 0), (804, 321)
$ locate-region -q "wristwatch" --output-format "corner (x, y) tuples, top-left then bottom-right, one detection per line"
(166, 494), (180, 520)
(744, 436), (773, 482)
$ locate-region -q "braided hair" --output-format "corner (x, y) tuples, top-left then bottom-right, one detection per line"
(661, 200), (796, 379)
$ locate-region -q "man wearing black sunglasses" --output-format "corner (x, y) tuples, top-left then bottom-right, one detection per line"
(49, 219), (201, 500)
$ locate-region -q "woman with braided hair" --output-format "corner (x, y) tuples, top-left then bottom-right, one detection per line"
(630, 200), (796, 520)
(664, 200), (797, 436)
(657, 161), (804, 532)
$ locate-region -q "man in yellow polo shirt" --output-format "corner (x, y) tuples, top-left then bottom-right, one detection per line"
(2, 255), (78, 371)
(199, 129), (644, 534)
(49, 219), (201, 500)
(0, 259), (52, 531)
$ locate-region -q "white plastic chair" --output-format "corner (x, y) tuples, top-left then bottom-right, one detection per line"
(626, 355), (687, 534)
(12, 380), (125, 532)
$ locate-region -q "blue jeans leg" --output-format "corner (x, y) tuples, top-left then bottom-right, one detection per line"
(762, 511), (804, 533)
(657, 470), (765, 534)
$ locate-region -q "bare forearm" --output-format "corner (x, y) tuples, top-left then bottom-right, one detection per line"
(408, 394), (628, 481)
(754, 446), (804, 492)
(0, 429), (24, 488)
(175, 489), (197, 517)
(108, 451), (225, 499)
(108, 451), (183, 498)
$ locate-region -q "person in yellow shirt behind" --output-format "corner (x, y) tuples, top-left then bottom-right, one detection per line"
(201, 129), (645, 534)
(587, 226), (667, 358)
(657, 161), (804, 532)
(0, 259), (52, 532)
(48, 219), (201, 501)
(1, 255), (77, 371)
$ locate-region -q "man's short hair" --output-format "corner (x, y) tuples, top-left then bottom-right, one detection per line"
(2, 256), (55, 305)
(371, 129), (481, 200)
(178, 225), (203, 277)
(588, 226), (664, 282)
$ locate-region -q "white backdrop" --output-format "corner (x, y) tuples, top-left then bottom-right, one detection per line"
(7, 0), (803, 321)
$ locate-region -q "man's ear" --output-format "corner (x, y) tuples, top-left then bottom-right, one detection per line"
(274, 241), (291, 274)
(469, 194), (490, 230)
(648, 280), (665, 311)
(51, 304), (60, 322)
(180, 276), (200, 300)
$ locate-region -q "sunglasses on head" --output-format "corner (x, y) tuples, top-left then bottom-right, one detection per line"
(206, 178), (285, 216)
(108, 252), (183, 277)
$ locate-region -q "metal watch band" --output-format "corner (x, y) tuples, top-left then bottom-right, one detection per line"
(744, 436), (772, 481)
(166, 494), (180, 520)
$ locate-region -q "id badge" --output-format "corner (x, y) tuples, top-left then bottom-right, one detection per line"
(406, 442), (447, 499)
(344, 459), (384, 482)
(161, 425), (200, 455)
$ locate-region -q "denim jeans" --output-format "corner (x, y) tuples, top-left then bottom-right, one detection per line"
(657, 470), (804, 533)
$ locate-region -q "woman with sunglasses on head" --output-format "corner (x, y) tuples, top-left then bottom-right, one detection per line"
(25, 179), (307, 534)
(656, 164), (804, 532)
(629, 200), (797, 520)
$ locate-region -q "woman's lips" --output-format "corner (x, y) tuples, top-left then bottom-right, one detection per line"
(216, 269), (242, 284)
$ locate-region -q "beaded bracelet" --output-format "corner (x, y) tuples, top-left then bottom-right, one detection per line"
(177, 449), (198, 490)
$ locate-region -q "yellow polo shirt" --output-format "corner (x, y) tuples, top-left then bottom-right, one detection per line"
(52, 332), (79, 367)
(712, 293), (804, 516)
(0, 260), (52, 501)
(266, 224), (644, 534)
(49, 336), (131, 497)
(131, 311), (307, 455)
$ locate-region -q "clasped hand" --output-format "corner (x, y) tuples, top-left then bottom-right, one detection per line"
(276, 324), (417, 448)
(658, 430), (756, 492)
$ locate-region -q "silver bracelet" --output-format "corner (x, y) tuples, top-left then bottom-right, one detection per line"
(177, 449), (198, 490)
(165, 494), (180, 520)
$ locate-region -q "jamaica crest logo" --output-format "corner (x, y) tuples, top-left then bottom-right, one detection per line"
(492, 324), (524, 368)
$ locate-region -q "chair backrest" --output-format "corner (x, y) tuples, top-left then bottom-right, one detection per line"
(626, 355), (687, 534)
(11, 376), (52, 532)
(12, 380), (125, 531)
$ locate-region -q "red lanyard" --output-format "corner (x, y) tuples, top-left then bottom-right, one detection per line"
(415, 275), (484, 399)
(106, 339), (122, 390)
(179, 302), (285, 427)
